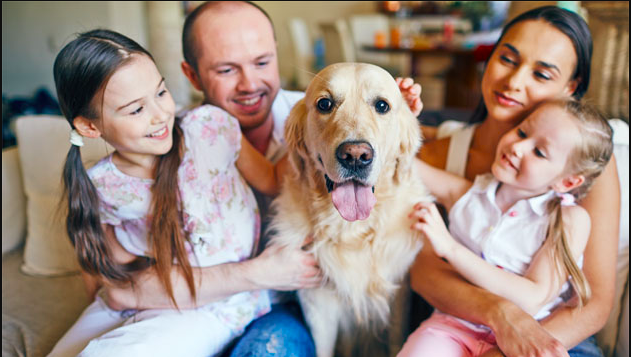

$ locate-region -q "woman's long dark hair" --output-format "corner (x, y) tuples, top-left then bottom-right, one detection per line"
(54, 29), (195, 307)
(469, 6), (593, 124)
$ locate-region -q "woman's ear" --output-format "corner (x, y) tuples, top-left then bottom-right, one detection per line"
(73, 116), (102, 139)
(563, 78), (579, 97)
(552, 174), (585, 193)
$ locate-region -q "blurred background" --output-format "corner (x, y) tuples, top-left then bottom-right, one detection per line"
(2, 1), (629, 148)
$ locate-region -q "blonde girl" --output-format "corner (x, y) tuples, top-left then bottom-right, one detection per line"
(399, 99), (613, 357)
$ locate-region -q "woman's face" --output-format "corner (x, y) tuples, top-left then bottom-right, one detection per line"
(481, 19), (579, 125)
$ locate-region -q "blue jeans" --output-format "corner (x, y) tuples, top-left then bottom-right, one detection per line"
(226, 301), (315, 357)
(568, 336), (604, 357)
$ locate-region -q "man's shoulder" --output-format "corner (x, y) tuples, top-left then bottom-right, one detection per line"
(275, 88), (305, 105)
(271, 88), (305, 128)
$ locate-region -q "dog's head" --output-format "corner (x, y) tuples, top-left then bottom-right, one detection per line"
(285, 63), (421, 222)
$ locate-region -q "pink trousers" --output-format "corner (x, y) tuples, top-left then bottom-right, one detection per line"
(397, 312), (497, 357)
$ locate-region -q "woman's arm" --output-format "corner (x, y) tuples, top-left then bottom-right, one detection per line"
(538, 157), (620, 348)
(410, 246), (569, 357)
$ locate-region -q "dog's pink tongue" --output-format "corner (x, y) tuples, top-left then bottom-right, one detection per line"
(331, 181), (376, 221)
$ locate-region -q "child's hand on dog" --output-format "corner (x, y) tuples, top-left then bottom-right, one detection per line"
(409, 201), (457, 259)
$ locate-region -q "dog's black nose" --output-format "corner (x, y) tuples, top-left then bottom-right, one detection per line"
(336, 141), (374, 172)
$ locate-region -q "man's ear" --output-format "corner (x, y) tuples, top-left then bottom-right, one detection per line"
(552, 174), (585, 193)
(181, 61), (203, 92)
(73, 116), (102, 139)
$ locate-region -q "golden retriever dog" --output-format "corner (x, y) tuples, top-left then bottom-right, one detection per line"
(269, 63), (431, 357)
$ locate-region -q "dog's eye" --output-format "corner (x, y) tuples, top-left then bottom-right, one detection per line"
(317, 98), (333, 113)
(375, 100), (390, 114)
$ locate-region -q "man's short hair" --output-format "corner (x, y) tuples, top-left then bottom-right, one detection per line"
(182, 1), (276, 73)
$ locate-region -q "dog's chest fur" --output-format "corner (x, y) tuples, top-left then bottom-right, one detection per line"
(273, 170), (427, 324)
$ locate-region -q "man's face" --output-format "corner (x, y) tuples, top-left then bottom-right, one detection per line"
(191, 6), (280, 130)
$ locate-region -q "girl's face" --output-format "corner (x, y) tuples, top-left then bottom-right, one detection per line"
(481, 20), (579, 125)
(97, 54), (176, 164)
(492, 104), (581, 195)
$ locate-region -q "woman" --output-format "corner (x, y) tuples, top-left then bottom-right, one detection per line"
(412, 6), (622, 357)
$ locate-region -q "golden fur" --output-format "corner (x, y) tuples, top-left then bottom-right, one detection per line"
(269, 63), (431, 357)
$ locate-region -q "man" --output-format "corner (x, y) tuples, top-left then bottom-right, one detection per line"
(180, 3), (320, 355)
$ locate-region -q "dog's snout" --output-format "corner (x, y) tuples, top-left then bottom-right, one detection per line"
(336, 141), (374, 171)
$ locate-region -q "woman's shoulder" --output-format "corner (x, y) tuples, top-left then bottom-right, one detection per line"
(435, 120), (474, 140)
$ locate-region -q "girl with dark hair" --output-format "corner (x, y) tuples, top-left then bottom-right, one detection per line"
(414, 6), (625, 357)
(47, 29), (320, 357)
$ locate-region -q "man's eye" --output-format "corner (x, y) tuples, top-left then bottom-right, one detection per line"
(217, 68), (233, 74)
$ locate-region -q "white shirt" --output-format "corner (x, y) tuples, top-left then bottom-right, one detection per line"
(449, 173), (575, 321)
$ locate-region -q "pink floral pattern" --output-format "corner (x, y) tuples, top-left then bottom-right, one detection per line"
(88, 104), (269, 332)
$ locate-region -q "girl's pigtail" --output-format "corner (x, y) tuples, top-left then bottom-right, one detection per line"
(63, 144), (152, 282)
(546, 196), (591, 308)
(63, 144), (126, 280)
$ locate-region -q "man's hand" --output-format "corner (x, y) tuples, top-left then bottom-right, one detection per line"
(396, 77), (423, 117)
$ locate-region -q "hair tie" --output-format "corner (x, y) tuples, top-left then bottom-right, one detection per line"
(69, 129), (84, 147)
(555, 192), (576, 206)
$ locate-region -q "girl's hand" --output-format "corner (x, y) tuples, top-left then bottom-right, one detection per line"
(253, 239), (323, 291)
(409, 201), (456, 259)
(396, 77), (423, 117)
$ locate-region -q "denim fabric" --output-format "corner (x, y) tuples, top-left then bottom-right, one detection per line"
(226, 302), (315, 357)
(568, 336), (604, 357)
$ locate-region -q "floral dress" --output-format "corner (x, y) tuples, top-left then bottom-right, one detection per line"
(87, 104), (270, 333)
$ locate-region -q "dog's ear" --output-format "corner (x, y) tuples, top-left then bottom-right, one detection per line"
(284, 98), (309, 176)
(394, 106), (422, 184)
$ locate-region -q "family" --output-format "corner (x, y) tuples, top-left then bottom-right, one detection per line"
(46, 2), (624, 357)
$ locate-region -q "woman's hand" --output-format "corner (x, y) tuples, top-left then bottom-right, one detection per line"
(396, 77), (423, 117)
(490, 301), (569, 357)
(409, 201), (457, 259)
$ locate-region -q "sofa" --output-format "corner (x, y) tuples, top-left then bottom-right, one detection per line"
(2, 114), (629, 357)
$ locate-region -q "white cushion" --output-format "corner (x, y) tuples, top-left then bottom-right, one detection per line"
(15, 115), (112, 276)
(2, 147), (27, 254)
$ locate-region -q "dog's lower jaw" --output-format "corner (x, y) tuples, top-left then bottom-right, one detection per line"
(324, 174), (375, 194)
